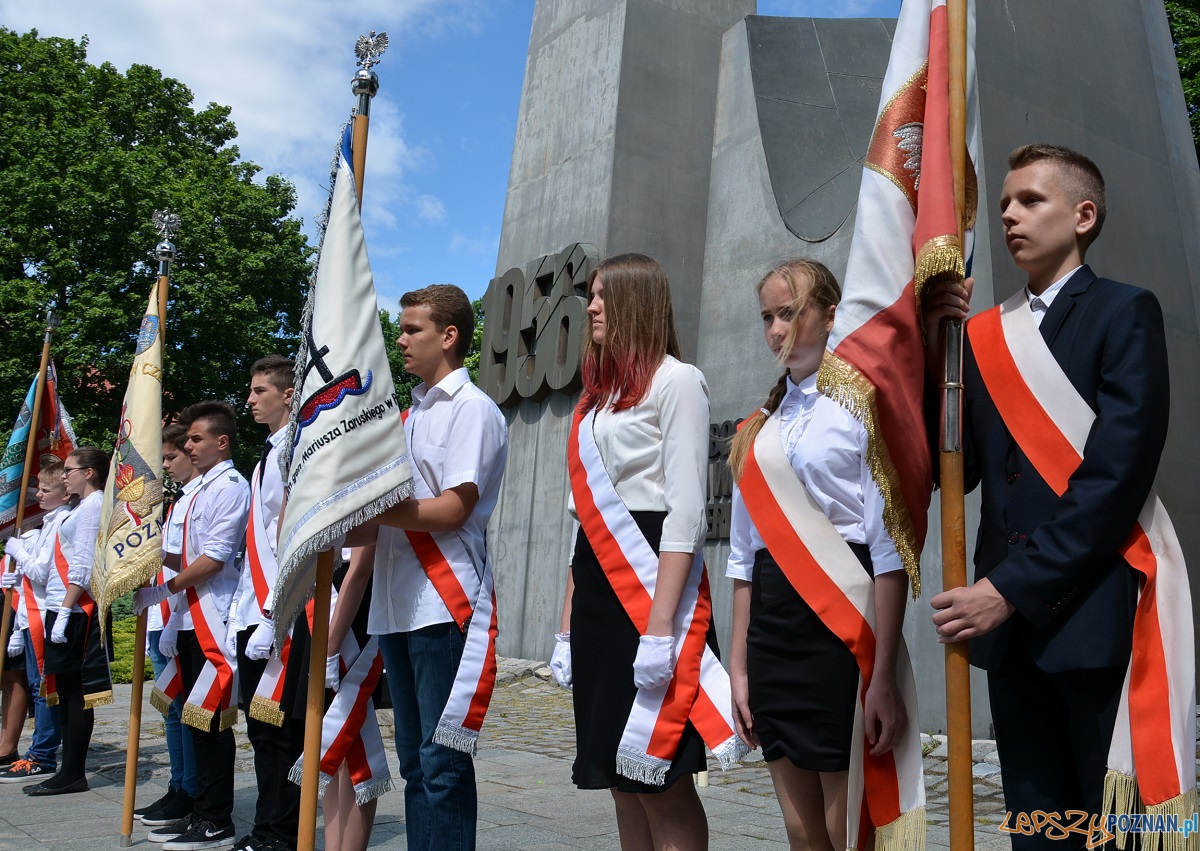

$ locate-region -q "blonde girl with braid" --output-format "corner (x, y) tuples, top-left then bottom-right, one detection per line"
(726, 259), (910, 851)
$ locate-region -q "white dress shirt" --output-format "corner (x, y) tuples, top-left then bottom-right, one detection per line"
(230, 427), (286, 633)
(46, 491), (102, 610)
(568, 356), (710, 554)
(149, 476), (202, 632)
(9, 524), (43, 630)
(177, 459), (250, 630)
(370, 368), (508, 635)
(1027, 266), (1080, 327)
(726, 371), (903, 582)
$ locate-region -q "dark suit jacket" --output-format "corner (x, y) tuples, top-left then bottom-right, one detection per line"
(960, 265), (1169, 673)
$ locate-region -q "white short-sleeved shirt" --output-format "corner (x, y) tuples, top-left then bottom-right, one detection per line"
(230, 427), (286, 633)
(149, 476), (202, 632)
(177, 459), (250, 630)
(568, 356), (710, 554)
(726, 371), (903, 582)
(369, 368), (508, 635)
(10, 524), (43, 629)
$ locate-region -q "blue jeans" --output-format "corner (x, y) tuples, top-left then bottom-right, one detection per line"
(21, 628), (59, 768)
(379, 622), (476, 851)
(147, 629), (198, 797)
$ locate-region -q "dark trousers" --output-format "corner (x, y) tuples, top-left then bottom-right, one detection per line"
(177, 629), (235, 826)
(238, 627), (304, 849)
(988, 642), (1126, 851)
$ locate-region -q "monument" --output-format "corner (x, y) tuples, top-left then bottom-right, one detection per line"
(484, 0), (1200, 735)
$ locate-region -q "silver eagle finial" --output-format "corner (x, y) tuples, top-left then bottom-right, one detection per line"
(355, 31), (389, 70)
(152, 209), (181, 242)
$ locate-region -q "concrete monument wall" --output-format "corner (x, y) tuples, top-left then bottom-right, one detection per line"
(487, 0), (1200, 738)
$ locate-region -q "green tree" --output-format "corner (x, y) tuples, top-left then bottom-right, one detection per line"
(0, 29), (312, 472)
(1167, 0), (1200, 160)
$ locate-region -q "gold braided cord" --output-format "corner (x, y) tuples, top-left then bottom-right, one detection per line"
(249, 694), (286, 728)
(817, 351), (922, 595)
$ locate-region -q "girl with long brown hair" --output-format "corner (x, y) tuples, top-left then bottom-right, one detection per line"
(553, 253), (733, 850)
(726, 259), (910, 851)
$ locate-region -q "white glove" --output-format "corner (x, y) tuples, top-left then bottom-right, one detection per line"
(7, 629), (23, 657)
(134, 583), (170, 615)
(50, 607), (71, 644)
(158, 612), (180, 658)
(244, 622), (273, 661)
(0, 565), (21, 589)
(549, 633), (572, 689)
(325, 654), (341, 692)
(632, 634), (675, 690)
(5, 536), (29, 564)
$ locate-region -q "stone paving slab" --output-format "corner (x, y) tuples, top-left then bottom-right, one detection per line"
(0, 658), (1019, 849)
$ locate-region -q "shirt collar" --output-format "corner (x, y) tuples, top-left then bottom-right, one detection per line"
(411, 367), (471, 409)
(197, 458), (235, 487)
(267, 426), (288, 448)
(1026, 265), (1080, 311)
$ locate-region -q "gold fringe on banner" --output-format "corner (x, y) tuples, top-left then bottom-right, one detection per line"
(913, 234), (965, 348)
(249, 694), (285, 727)
(871, 806), (927, 851)
(818, 351), (922, 594)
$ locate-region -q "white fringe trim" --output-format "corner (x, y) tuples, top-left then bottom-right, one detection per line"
(710, 733), (751, 771)
(353, 775), (394, 805)
(433, 720), (479, 757)
(616, 747), (670, 786)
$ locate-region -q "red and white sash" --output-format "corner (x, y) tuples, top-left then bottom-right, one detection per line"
(150, 503), (185, 717)
(969, 294), (1196, 845)
(178, 500), (239, 732)
(400, 407), (499, 756)
(568, 408), (749, 784)
(739, 414), (925, 850)
(45, 535), (107, 707)
(289, 616), (392, 803)
(246, 469), (303, 726)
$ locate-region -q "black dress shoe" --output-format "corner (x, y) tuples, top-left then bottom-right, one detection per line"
(24, 777), (88, 796)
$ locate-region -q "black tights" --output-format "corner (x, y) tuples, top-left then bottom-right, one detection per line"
(45, 670), (92, 788)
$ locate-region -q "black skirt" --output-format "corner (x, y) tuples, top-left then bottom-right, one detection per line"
(570, 511), (715, 793)
(746, 544), (872, 772)
(43, 607), (113, 705)
(1, 606), (23, 673)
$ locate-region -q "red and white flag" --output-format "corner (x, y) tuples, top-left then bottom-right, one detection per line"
(822, 0), (979, 595)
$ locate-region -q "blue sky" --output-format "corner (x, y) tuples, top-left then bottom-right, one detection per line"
(2, 0), (901, 310)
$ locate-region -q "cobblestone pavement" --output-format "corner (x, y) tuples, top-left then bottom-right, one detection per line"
(1, 657), (1015, 849)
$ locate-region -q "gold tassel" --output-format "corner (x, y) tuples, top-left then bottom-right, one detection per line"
(182, 702), (214, 731)
(1104, 770), (1141, 850)
(83, 689), (114, 710)
(218, 705), (240, 732)
(818, 351), (922, 595)
(249, 694), (285, 728)
(913, 234), (964, 349)
(873, 807), (927, 851)
(1144, 789), (1200, 851)
(149, 687), (172, 717)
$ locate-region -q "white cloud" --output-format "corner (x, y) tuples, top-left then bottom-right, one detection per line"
(450, 231), (499, 257)
(1, 0), (480, 238)
(415, 195), (447, 224)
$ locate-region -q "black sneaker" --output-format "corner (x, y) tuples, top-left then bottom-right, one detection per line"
(148, 813), (196, 844)
(142, 789), (194, 826)
(162, 818), (236, 850)
(136, 787), (177, 817)
(0, 759), (50, 783)
(230, 835), (264, 851)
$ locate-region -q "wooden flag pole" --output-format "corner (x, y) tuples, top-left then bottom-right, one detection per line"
(120, 220), (176, 847)
(0, 310), (59, 661)
(942, 1), (975, 850)
(296, 33), (387, 851)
